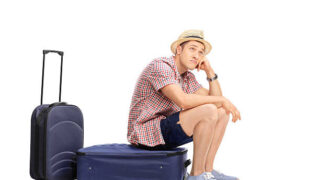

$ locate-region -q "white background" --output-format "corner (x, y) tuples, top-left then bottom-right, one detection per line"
(1, 0), (319, 179)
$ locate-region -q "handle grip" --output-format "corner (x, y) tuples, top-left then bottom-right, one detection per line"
(43, 50), (64, 56)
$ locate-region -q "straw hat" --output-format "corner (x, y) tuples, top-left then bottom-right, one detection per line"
(171, 29), (212, 55)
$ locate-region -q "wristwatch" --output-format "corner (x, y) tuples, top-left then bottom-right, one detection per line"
(207, 73), (218, 82)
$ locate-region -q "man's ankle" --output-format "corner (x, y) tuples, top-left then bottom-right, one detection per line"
(190, 170), (205, 176)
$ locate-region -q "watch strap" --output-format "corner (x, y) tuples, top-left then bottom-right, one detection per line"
(207, 73), (218, 82)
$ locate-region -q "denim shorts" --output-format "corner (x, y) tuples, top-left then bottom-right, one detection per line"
(137, 111), (193, 150)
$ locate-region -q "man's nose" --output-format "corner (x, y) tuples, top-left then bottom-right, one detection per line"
(193, 53), (199, 60)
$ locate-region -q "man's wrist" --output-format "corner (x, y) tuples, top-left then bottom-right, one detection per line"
(211, 96), (225, 105)
(206, 69), (215, 78)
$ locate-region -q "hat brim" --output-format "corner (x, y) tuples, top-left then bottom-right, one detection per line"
(171, 38), (212, 55)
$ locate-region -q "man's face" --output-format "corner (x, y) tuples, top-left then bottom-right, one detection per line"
(177, 40), (205, 70)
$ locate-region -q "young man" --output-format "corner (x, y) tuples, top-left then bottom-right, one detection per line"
(127, 30), (241, 180)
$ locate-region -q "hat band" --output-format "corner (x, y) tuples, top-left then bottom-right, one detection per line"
(184, 35), (204, 39)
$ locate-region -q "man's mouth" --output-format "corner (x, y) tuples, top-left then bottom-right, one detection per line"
(191, 60), (197, 65)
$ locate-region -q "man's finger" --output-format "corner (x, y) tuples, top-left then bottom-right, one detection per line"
(233, 108), (239, 121)
(198, 61), (201, 71)
(233, 111), (238, 122)
(236, 111), (240, 120)
(237, 110), (241, 121)
(231, 111), (236, 122)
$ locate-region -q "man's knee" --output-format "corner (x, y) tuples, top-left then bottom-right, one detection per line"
(218, 108), (229, 120)
(198, 104), (219, 124)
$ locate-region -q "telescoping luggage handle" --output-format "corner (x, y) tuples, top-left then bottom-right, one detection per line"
(40, 50), (64, 105)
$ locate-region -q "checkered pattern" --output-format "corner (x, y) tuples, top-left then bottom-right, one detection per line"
(127, 56), (202, 147)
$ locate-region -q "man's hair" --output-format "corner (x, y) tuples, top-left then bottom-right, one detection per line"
(175, 40), (204, 55)
(179, 41), (189, 51)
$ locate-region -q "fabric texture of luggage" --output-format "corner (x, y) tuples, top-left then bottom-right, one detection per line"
(30, 50), (84, 180)
(77, 144), (190, 180)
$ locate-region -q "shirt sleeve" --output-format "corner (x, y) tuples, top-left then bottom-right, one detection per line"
(187, 72), (203, 94)
(148, 60), (178, 92)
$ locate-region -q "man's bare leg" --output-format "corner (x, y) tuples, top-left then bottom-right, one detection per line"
(178, 104), (219, 176)
(205, 107), (230, 172)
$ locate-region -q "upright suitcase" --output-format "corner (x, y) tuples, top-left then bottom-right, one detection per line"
(30, 50), (84, 180)
(76, 144), (191, 180)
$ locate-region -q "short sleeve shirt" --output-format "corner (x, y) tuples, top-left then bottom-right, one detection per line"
(127, 56), (203, 147)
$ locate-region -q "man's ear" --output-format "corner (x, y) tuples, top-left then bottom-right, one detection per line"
(176, 45), (182, 55)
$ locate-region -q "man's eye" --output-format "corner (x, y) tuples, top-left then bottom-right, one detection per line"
(190, 48), (195, 51)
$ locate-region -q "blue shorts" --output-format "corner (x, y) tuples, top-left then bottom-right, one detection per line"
(137, 111), (193, 150)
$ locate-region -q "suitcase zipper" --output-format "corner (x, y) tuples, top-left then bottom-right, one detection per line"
(34, 107), (48, 179)
(166, 149), (188, 157)
(42, 107), (51, 179)
(35, 106), (51, 179)
(33, 109), (42, 179)
(76, 149), (188, 157)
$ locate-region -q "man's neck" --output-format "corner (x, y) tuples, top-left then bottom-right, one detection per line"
(173, 55), (187, 75)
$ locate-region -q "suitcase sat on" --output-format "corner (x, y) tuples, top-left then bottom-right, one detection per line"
(76, 144), (191, 180)
(30, 50), (84, 180)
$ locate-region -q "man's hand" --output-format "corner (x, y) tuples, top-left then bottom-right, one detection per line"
(196, 56), (217, 79)
(221, 97), (241, 123)
(197, 56), (213, 73)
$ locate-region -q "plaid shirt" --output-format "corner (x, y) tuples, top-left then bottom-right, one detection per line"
(127, 56), (202, 147)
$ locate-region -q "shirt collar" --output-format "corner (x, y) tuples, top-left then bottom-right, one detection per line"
(166, 56), (191, 81)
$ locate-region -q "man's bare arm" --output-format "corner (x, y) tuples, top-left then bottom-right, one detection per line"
(194, 87), (223, 108)
(160, 84), (224, 110)
(207, 78), (222, 96)
(194, 76), (223, 108)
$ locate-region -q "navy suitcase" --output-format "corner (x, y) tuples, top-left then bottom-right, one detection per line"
(30, 50), (84, 180)
(76, 144), (191, 180)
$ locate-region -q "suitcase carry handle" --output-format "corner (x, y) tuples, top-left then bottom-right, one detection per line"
(40, 50), (64, 105)
(183, 159), (191, 180)
(43, 50), (64, 56)
(184, 159), (191, 168)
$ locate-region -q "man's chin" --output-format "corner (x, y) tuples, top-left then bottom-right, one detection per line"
(186, 65), (197, 71)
